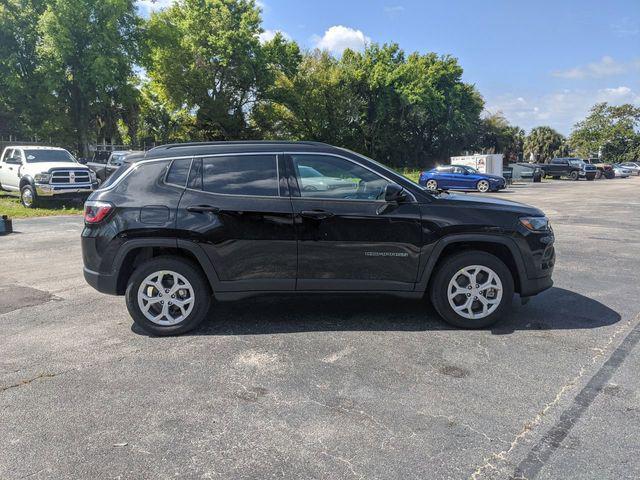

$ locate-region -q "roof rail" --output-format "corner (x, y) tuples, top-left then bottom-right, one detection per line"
(147, 140), (331, 151)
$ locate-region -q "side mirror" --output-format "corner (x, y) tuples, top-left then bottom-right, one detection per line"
(384, 183), (407, 203)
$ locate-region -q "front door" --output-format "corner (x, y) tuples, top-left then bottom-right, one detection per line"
(287, 153), (422, 291)
(0, 149), (22, 190)
(176, 153), (297, 291)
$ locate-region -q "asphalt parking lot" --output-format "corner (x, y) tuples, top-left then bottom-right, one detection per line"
(1, 177), (639, 479)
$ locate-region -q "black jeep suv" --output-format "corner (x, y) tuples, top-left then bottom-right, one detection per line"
(82, 141), (555, 335)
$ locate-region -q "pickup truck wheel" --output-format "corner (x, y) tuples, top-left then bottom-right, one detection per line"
(20, 185), (38, 208)
(430, 251), (514, 329)
(476, 180), (490, 193)
(125, 256), (211, 336)
(570, 171), (579, 181)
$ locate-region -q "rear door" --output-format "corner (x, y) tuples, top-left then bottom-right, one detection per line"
(176, 153), (296, 291)
(287, 152), (421, 291)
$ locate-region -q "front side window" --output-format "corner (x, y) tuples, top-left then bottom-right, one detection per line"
(201, 155), (278, 196)
(291, 154), (389, 200)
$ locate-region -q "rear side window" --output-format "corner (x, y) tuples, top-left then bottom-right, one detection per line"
(165, 158), (192, 187)
(201, 155), (278, 196)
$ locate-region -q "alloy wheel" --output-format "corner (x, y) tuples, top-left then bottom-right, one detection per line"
(447, 265), (503, 320)
(477, 180), (490, 193)
(426, 179), (438, 191)
(137, 270), (195, 325)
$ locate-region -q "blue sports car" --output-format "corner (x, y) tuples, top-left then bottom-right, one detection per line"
(419, 165), (507, 193)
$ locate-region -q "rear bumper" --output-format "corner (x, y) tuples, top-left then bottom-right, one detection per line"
(83, 266), (119, 295)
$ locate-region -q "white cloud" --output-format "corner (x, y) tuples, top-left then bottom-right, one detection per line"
(258, 29), (290, 44)
(313, 25), (371, 55)
(552, 56), (637, 79)
(486, 86), (640, 134)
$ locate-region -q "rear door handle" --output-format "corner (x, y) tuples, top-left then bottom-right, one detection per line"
(300, 210), (334, 220)
(187, 205), (220, 214)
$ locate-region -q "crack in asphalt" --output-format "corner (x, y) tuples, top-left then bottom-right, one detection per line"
(470, 314), (638, 480)
(512, 314), (640, 479)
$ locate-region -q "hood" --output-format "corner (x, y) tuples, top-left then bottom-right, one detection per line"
(437, 192), (544, 216)
(24, 162), (89, 173)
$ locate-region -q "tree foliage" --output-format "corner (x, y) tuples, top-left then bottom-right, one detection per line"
(37, 0), (141, 156)
(475, 112), (525, 161)
(524, 126), (567, 163)
(569, 102), (640, 163)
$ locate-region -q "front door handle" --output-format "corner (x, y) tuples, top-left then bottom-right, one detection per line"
(300, 210), (334, 220)
(187, 205), (221, 214)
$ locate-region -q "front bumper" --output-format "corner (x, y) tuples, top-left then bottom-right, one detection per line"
(36, 182), (97, 196)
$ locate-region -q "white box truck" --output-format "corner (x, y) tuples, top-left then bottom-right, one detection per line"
(450, 154), (504, 176)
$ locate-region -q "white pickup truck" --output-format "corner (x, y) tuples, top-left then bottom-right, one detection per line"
(0, 146), (98, 208)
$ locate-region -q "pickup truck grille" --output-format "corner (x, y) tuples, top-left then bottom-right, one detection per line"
(50, 169), (91, 184)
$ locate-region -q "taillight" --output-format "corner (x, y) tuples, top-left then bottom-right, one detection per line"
(84, 201), (113, 224)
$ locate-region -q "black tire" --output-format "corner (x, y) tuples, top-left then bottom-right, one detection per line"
(125, 256), (211, 336)
(570, 170), (579, 181)
(20, 184), (38, 208)
(429, 251), (514, 329)
(586, 174), (595, 181)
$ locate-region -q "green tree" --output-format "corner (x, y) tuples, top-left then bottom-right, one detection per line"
(37, 0), (141, 155)
(144, 0), (295, 140)
(569, 102), (640, 162)
(524, 126), (566, 163)
(254, 43), (484, 168)
(137, 83), (195, 146)
(476, 112), (525, 162)
(0, 0), (65, 142)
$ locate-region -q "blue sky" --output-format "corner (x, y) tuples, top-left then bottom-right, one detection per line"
(138, 0), (640, 134)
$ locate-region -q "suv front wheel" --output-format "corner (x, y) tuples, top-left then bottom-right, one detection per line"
(125, 256), (211, 336)
(430, 251), (514, 328)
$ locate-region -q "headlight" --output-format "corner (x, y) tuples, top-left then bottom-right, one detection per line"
(519, 216), (550, 232)
(34, 173), (51, 183)
(89, 170), (97, 181)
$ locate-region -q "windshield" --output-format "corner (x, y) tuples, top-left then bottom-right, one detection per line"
(109, 153), (127, 165)
(24, 149), (76, 163)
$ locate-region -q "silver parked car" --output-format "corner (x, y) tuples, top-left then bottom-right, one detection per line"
(619, 162), (640, 176)
(612, 164), (632, 178)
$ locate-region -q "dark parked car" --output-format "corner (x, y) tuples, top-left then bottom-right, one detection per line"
(82, 141), (555, 335)
(539, 158), (597, 180)
(86, 150), (143, 182)
(419, 165), (507, 192)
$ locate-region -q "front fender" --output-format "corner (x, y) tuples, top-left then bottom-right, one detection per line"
(415, 233), (528, 293)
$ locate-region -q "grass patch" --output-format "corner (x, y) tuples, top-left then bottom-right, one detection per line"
(0, 194), (83, 219)
(399, 169), (422, 184)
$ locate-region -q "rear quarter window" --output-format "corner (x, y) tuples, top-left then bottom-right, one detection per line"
(165, 158), (192, 187)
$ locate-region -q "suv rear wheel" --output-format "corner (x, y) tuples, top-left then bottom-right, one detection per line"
(570, 170), (579, 181)
(430, 251), (514, 328)
(125, 256), (211, 336)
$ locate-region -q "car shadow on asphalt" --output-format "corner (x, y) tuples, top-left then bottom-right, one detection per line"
(131, 287), (621, 337)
